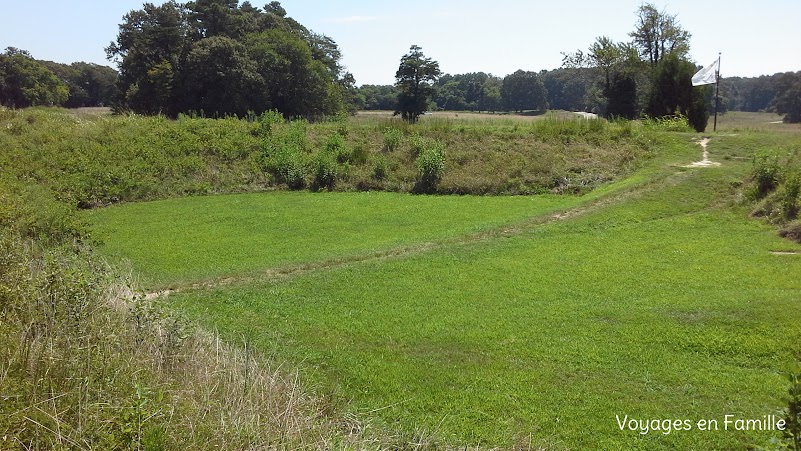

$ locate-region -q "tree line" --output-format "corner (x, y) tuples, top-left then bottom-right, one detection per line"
(1, 1), (799, 124)
(0, 47), (118, 108)
(104, 0), (356, 118)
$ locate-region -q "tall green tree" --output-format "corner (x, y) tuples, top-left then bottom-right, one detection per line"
(644, 54), (709, 131)
(42, 61), (119, 108)
(0, 48), (68, 108)
(501, 70), (547, 112)
(106, 1), (190, 115)
(394, 45), (440, 123)
(629, 3), (691, 66)
(774, 71), (801, 123)
(106, 1), (348, 118)
(183, 36), (260, 116)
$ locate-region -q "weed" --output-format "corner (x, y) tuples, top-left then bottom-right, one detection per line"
(383, 127), (403, 152)
(415, 140), (446, 193)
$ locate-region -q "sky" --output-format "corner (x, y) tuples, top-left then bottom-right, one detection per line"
(1, 0), (799, 86)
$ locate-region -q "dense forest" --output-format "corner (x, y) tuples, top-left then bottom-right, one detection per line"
(1, 1), (799, 123)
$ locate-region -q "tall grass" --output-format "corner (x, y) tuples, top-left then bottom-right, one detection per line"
(0, 164), (384, 449)
(1, 107), (663, 202)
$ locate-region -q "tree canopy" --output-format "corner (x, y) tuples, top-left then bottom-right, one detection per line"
(0, 48), (69, 108)
(106, 0), (354, 118)
(501, 70), (547, 112)
(394, 45), (440, 123)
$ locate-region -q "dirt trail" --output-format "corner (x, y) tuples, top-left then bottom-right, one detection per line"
(143, 142), (702, 300)
(144, 189), (651, 299)
(685, 138), (721, 167)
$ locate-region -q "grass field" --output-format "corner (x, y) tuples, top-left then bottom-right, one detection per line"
(87, 192), (582, 289)
(85, 115), (801, 448)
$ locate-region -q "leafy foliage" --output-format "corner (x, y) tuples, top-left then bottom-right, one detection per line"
(774, 72), (801, 123)
(501, 70), (547, 112)
(0, 48), (69, 108)
(394, 45), (440, 123)
(415, 140), (446, 193)
(106, 1), (352, 118)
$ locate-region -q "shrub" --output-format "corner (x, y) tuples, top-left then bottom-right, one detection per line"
(781, 366), (801, 449)
(373, 155), (388, 180)
(258, 110), (284, 137)
(782, 173), (801, 219)
(383, 127), (403, 152)
(312, 152), (337, 191)
(750, 151), (781, 199)
(264, 146), (306, 189)
(779, 220), (801, 243)
(325, 134), (351, 164)
(351, 142), (368, 165)
(409, 133), (428, 157)
(415, 140), (446, 194)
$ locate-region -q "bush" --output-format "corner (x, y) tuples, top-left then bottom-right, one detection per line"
(312, 152), (337, 191)
(779, 220), (801, 243)
(750, 151), (781, 199)
(264, 146), (306, 189)
(325, 134), (351, 164)
(258, 110), (284, 137)
(373, 155), (388, 180)
(415, 140), (446, 194)
(782, 173), (801, 219)
(781, 366), (801, 449)
(383, 127), (403, 152)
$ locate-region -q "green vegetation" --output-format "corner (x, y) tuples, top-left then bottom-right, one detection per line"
(4, 107), (801, 449)
(149, 130), (801, 449)
(0, 108), (655, 206)
(105, 1), (354, 118)
(86, 192), (576, 289)
(394, 45), (441, 123)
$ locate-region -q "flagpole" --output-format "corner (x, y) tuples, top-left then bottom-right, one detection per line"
(714, 53), (721, 132)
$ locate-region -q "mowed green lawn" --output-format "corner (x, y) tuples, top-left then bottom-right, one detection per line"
(87, 133), (801, 448)
(87, 191), (578, 289)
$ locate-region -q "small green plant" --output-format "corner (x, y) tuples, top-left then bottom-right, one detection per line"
(780, 366), (801, 450)
(415, 140), (446, 193)
(258, 110), (284, 137)
(265, 146), (306, 189)
(325, 134), (351, 164)
(312, 152), (337, 191)
(751, 151), (781, 199)
(383, 127), (403, 152)
(351, 142), (368, 165)
(782, 173), (801, 219)
(373, 155), (388, 180)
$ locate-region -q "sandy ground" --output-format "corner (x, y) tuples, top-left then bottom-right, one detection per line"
(685, 138), (721, 167)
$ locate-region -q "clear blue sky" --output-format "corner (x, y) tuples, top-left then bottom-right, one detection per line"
(1, 0), (799, 86)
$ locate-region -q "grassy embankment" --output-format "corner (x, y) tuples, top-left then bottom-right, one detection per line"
(90, 112), (801, 448)
(3, 107), (801, 449)
(0, 107), (663, 449)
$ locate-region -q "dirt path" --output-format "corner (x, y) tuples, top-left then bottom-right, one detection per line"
(685, 138), (721, 167)
(144, 186), (655, 299)
(143, 143), (702, 300)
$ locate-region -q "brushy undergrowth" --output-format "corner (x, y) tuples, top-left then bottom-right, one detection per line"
(0, 170), (385, 450)
(0, 108), (659, 203)
(747, 147), (801, 228)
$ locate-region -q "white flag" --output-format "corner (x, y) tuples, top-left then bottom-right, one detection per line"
(692, 59), (719, 86)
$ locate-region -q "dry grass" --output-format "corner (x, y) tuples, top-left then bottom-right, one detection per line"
(0, 235), (386, 450)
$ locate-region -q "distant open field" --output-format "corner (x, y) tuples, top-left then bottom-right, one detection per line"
(84, 116), (801, 448)
(712, 111), (801, 133)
